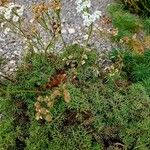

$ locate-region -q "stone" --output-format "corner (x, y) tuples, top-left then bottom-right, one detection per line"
(68, 28), (75, 34)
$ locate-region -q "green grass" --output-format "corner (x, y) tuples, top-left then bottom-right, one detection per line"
(107, 3), (142, 40)
(144, 17), (150, 34)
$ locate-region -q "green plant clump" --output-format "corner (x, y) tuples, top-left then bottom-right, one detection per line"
(1, 44), (150, 150)
(107, 3), (142, 40)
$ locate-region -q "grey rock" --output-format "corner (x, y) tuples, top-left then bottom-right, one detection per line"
(0, 0), (115, 75)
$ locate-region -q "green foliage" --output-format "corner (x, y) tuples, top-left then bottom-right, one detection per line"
(110, 49), (150, 82)
(1, 44), (150, 150)
(26, 121), (99, 150)
(108, 48), (150, 148)
(84, 80), (150, 149)
(144, 18), (150, 34)
(142, 78), (150, 96)
(61, 44), (98, 68)
(107, 3), (142, 40)
(120, 84), (150, 149)
(0, 97), (18, 150)
(122, 50), (150, 82)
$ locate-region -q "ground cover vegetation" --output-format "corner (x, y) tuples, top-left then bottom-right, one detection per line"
(0, 0), (150, 150)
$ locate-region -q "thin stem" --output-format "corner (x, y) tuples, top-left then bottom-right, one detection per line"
(0, 89), (49, 94)
(9, 19), (37, 52)
(45, 37), (55, 54)
(57, 10), (66, 48)
(33, 33), (45, 50)
(0, 74), (16, 83)
(45, 11), (52, 24)
(85, 23), (93, 47)
(60, 30), (66, 48)
(40, 14), (49, 30)
(45, 11), (53, 36)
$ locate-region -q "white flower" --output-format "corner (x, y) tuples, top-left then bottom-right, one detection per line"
(30, 19), (34, 23)
(76, 0), (102, 26)
(68, 55), (73, 59)
(95, 10), (102, 17)
(76, 0), (91, 13)
(93, 10), (102, 19)
(4, 27), (10, 35)
(81, 60), (86, 65)
(83, 54), (88, 59)
(83, 18), (91, 26)
(32, 38), (38, 42)
(76, 5), (84, 13)
(76, 0), (82, 5)
(2, 3), (23, 21)
(0, 37), (5, 42)
(4, 8), (12, 19)
(22, 37), (28, 44)
(12, 15), (19, 22)
(16, 6), (24, 16)
(82, 12), (92, 26)
(7, 3), (16, 8)
(33, 47), (38, 53)
(82, 0), (91, 8)
(82, 11), (90, 17)
(0, 6), (5, 15)
(83, 34), (88, 40)
(8, 3), (21, 9)
(0, 22), (6, 28)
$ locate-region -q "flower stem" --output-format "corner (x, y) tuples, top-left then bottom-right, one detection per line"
(56, 10), (66, 48)
(85, 23), (93, 47)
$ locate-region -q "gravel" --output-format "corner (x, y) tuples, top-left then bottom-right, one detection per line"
(0, 0), (115, 75)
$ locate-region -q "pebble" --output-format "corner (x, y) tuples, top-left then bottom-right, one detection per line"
(67, 28), (76, 34)
(61, 28), (67, 34)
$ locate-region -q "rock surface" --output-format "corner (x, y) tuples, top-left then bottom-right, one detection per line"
(0, 0), (115, 75)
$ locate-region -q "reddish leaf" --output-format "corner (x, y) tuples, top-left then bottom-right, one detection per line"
(44, 70), (67, 89)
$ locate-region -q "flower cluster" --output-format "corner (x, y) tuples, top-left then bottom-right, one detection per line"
(49, 0), (61, 11)
(34, 86), (71, 123)
(76, 0), (102, 26)
(32, 1), (62, 38)
(35, 96), (54, 122)
(0, 3), (24, 21)
(32, 1), (61, 21)
(32, 3), (48, 20)
(0, 2), (24, 34)
(103, 64), (119, 77)
(0, 0), (9, 6)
